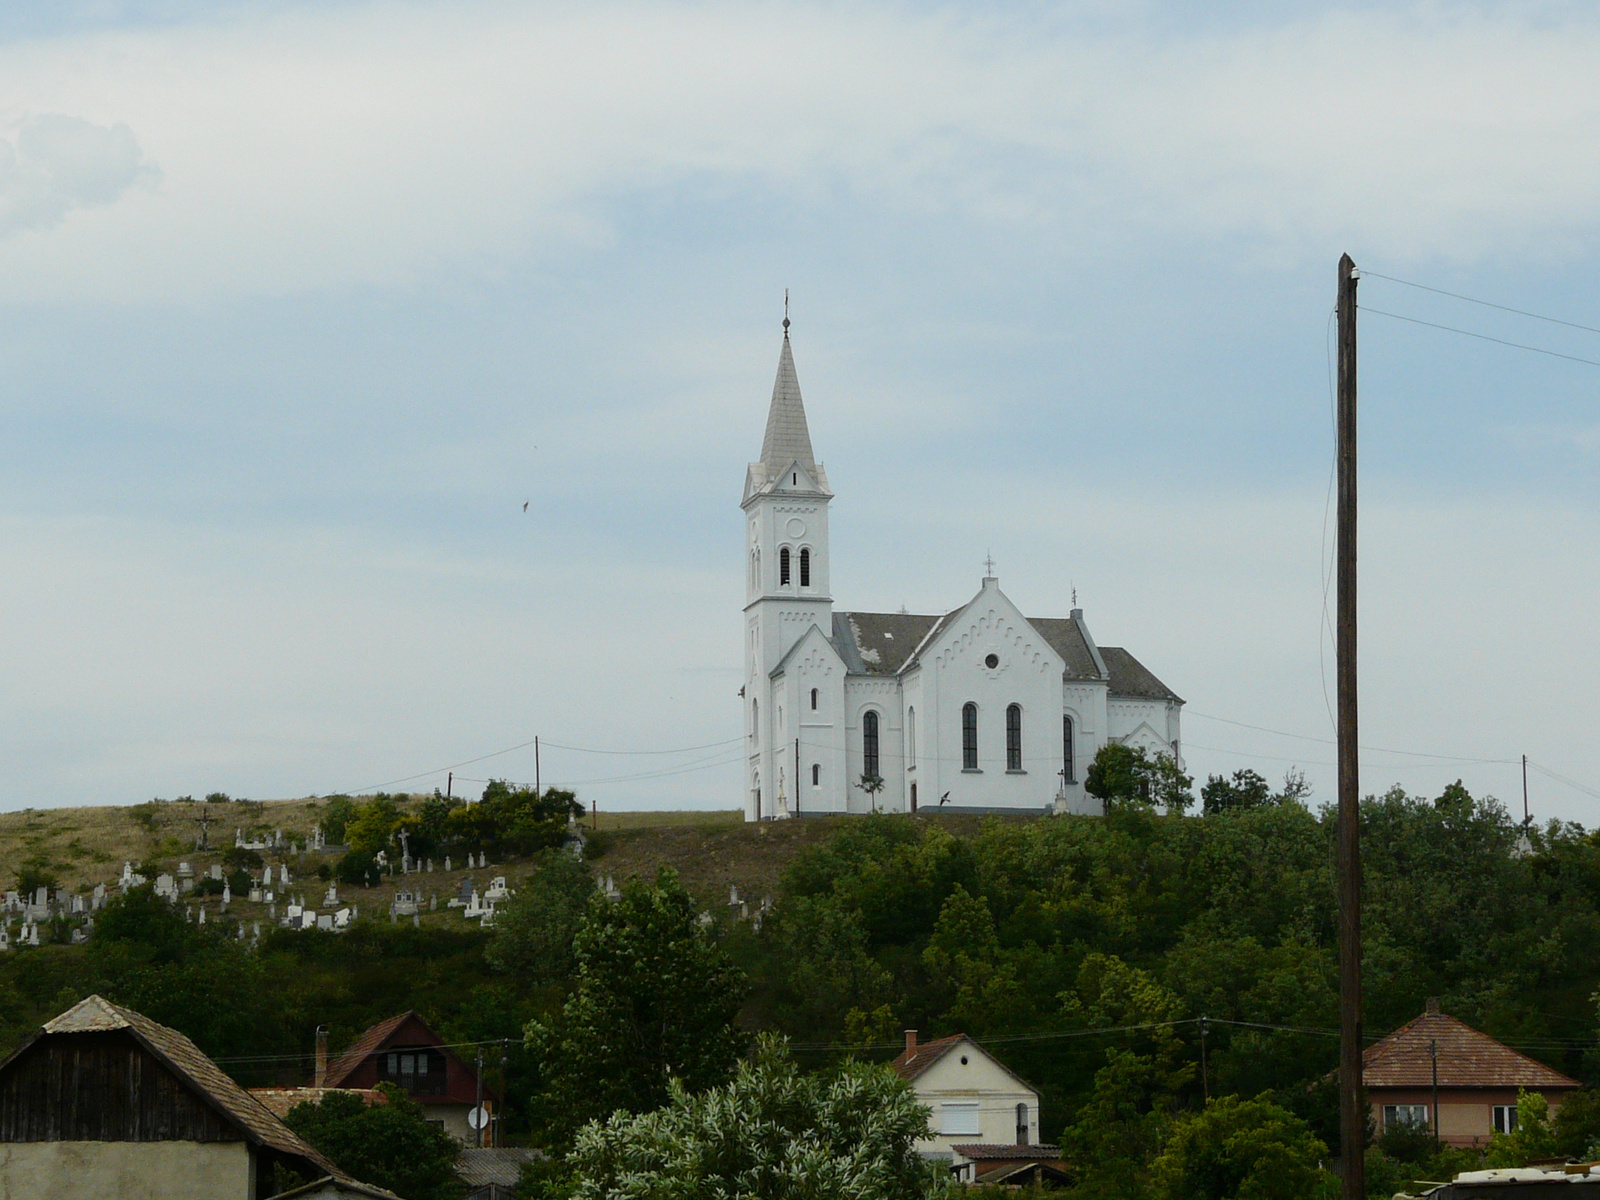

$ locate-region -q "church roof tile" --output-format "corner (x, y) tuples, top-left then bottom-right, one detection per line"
(759, 335), (817, 477)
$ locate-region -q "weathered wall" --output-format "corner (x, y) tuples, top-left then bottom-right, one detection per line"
(0, 1139), (251, 1200)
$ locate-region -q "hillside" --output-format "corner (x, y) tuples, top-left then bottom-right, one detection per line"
(0, 796), (1009, 919)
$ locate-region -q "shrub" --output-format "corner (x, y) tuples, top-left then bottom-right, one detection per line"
(205, 792), (231, 804)
(335, 850), (381, 887)
(223, 847), (263, 871)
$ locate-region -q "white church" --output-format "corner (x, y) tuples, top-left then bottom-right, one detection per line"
(742, 324), (1183, 820)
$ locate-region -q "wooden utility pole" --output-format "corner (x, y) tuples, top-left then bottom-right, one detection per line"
(1523, 755), (1529, 826)
(535, 736), (541, 796)
(1336, 253), (1363, 1200)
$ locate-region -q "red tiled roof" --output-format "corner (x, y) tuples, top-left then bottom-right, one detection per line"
(324, 1012), (416, 1088)
(248, 1087), (385, 1120)
(1364, 1009), (1580, 1091)
(952, 1144), (1064, 1162)
(889, 1034), (967, 1082)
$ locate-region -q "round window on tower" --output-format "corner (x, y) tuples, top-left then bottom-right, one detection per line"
(985, 653), (999, 669)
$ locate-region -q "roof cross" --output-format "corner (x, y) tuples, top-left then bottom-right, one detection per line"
(983, 552), (996, 577)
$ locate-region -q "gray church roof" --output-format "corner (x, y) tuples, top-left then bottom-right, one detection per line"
(759, 334), (818, 477)
(832, 609), (1181, 701)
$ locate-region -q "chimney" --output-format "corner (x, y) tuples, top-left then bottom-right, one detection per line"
(1425, 997), (1441, 1017)
(314, 1025), (328, 1088)
(905, 1029), (917, 1056)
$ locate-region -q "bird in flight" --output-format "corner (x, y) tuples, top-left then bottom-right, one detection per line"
(522, 501), (529, 512)
(938, 791), (950, 807)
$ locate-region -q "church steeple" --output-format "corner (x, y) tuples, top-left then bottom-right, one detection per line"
(758, 331), (818, 477)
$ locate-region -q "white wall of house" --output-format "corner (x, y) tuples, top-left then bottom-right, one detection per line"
(0, 1139), (252, 1200)
(908, 1040), (1040, 1159)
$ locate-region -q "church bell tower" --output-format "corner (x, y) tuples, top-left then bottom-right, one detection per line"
(742, 320), (833, 820)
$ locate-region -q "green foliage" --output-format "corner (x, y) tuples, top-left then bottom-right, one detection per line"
(204, 792), (230, 804)
(222, 846), (263, 871)
(335, 849), (381, 887)
(1086, 745), (1194, 813)
(284, 1083), (461, 1200)
(1554, 1087), (1600, 1159)
(1149, 1094), (1332, 1200)
(566, 1037), (942, 1200)
(1202, 769), (1273, 815)
(345, 794), (403, 853)
(449, 782), (583, 857)
(485, 849), (593, 988)
(129, 801), (162, 832)
(526, 867), (749, 1147)
(1486, 1090), (1559, 1167)
(319, 795), (357, 844)
(14, 860), (58, 895)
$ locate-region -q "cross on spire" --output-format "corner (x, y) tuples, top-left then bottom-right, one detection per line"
(783, 289), (790, 337)
(983, 552), (996, 577)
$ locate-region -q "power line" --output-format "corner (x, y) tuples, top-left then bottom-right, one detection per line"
(347, 736), (743, 795)
(1528, 761), (1600, 802)
(1186, 711), (1517, 764)
(1363, 307), (1600, 369)
(1361, 270), (1600, 337)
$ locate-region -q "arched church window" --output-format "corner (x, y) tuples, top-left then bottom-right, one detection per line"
(1063, 715), (1076, 783)
(780, 547), (791, 585)
(862, 710), (880, 778)
(906, 707), (917, 770)
(799, 547), (811, 587)
(810, 688), (818, 710)
(751, 699), (758, 742)
(962, 703), (978, 770)
(811, 763), (820, 786)
(1006, 704), (1023, 771)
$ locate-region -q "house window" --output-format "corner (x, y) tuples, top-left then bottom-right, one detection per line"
(862, 711), (880, 778)
(1016, 1102), (1030, 1145)
(811, 688), (818, 710)
(378, 1048), (445, 1096)
(812, 763), (820, 786)
(1006, 704), (1023, 770)
(1493, 1105), (1519, 1134)
(799, 547), (811, 587)
(1063, 715), (1076, 783)
(780, 547), (791, 585)
(962, 703), (978, 769)
(1383, 1105), (1429, 1131)
(940, 1102), (981, 1136)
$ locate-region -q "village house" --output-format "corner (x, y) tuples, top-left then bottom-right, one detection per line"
(1366, 998), (1581, 1147)
(322, 1011), (494, 1142)
(891, 1030), (1043, 1163)
(0, 995), (345, 1200)
(948, 1143), (1071, 1187)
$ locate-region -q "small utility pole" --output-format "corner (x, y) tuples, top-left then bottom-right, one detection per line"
(1430, 1039), (1440, 1144)
(1523, 755), (1529, 826)
(475, 1044), (484, 1148)
(446, 772), (452, 800)
(794, 738), (801, 818)
(1199, 1015), (1209, 1101)
(535, 736), (541, 796)
(1336, 252), (1364, 1200)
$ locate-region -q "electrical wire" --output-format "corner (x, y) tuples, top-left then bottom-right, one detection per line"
(1185, 711), (1518, 764)
(1360, 270), (1600, 338)
(1363, 307), (1600, 369)
(346, 736), (743, 795)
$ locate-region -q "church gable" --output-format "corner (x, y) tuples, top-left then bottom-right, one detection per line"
(770, 622), (843, 679)
(920, 582), (1064, 681)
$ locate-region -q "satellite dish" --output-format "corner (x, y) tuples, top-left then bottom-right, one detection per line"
(467, 1105), (490, 1131)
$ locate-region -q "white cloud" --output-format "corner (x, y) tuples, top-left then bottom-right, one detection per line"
(0, 113), (154, 235)
(2, 2), (1600, 300)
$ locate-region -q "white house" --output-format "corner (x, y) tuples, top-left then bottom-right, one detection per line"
(742, 326), (1183, 820)
(890, 1031), (1041, 1161)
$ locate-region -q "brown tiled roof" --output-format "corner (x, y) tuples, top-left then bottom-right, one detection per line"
(248, 1087), (384, 1120)
(953, 1144), (1064, 1162)
(457, 1148), (543, 1188)
(1364, 1008), (1580, 1091)
(889, 1033), (967, 1082)
(324, 1011), (415, 1088)
(269, 1177), (405, 1200)
(38, 996), (340, 1175)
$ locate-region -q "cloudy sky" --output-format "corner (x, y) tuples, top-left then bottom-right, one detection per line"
(2, 0), (1597, 821)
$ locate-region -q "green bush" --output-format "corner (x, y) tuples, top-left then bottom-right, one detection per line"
(204, 792), (230, 804)
(335, 850), (380, 887)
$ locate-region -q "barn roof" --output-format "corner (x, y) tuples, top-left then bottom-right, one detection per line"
(1364, 1002), (1580, 1091)
(28, 995), (339, 1174)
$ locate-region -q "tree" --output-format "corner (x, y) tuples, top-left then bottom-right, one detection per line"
(525, 867), (748, 1146)
(318, 794), (357, 844)
(1486, 1090), (1559, 1168)
(1553, 1087), (1600, 1160)
(566, 1037), (942, 1200)
(448, 781), (583, 857)
(1086, 745), (1193, 813)
(1202, 769), (1272, 815)
(1149, 1094), (1331, 1200)
(484, 848), (593, 988)
(284, 1084), (461, 1200)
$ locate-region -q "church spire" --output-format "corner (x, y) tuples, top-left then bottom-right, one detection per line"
(759, 323), (817, 477)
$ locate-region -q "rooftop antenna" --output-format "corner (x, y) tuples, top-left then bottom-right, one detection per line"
(783, 289), (790, 337)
